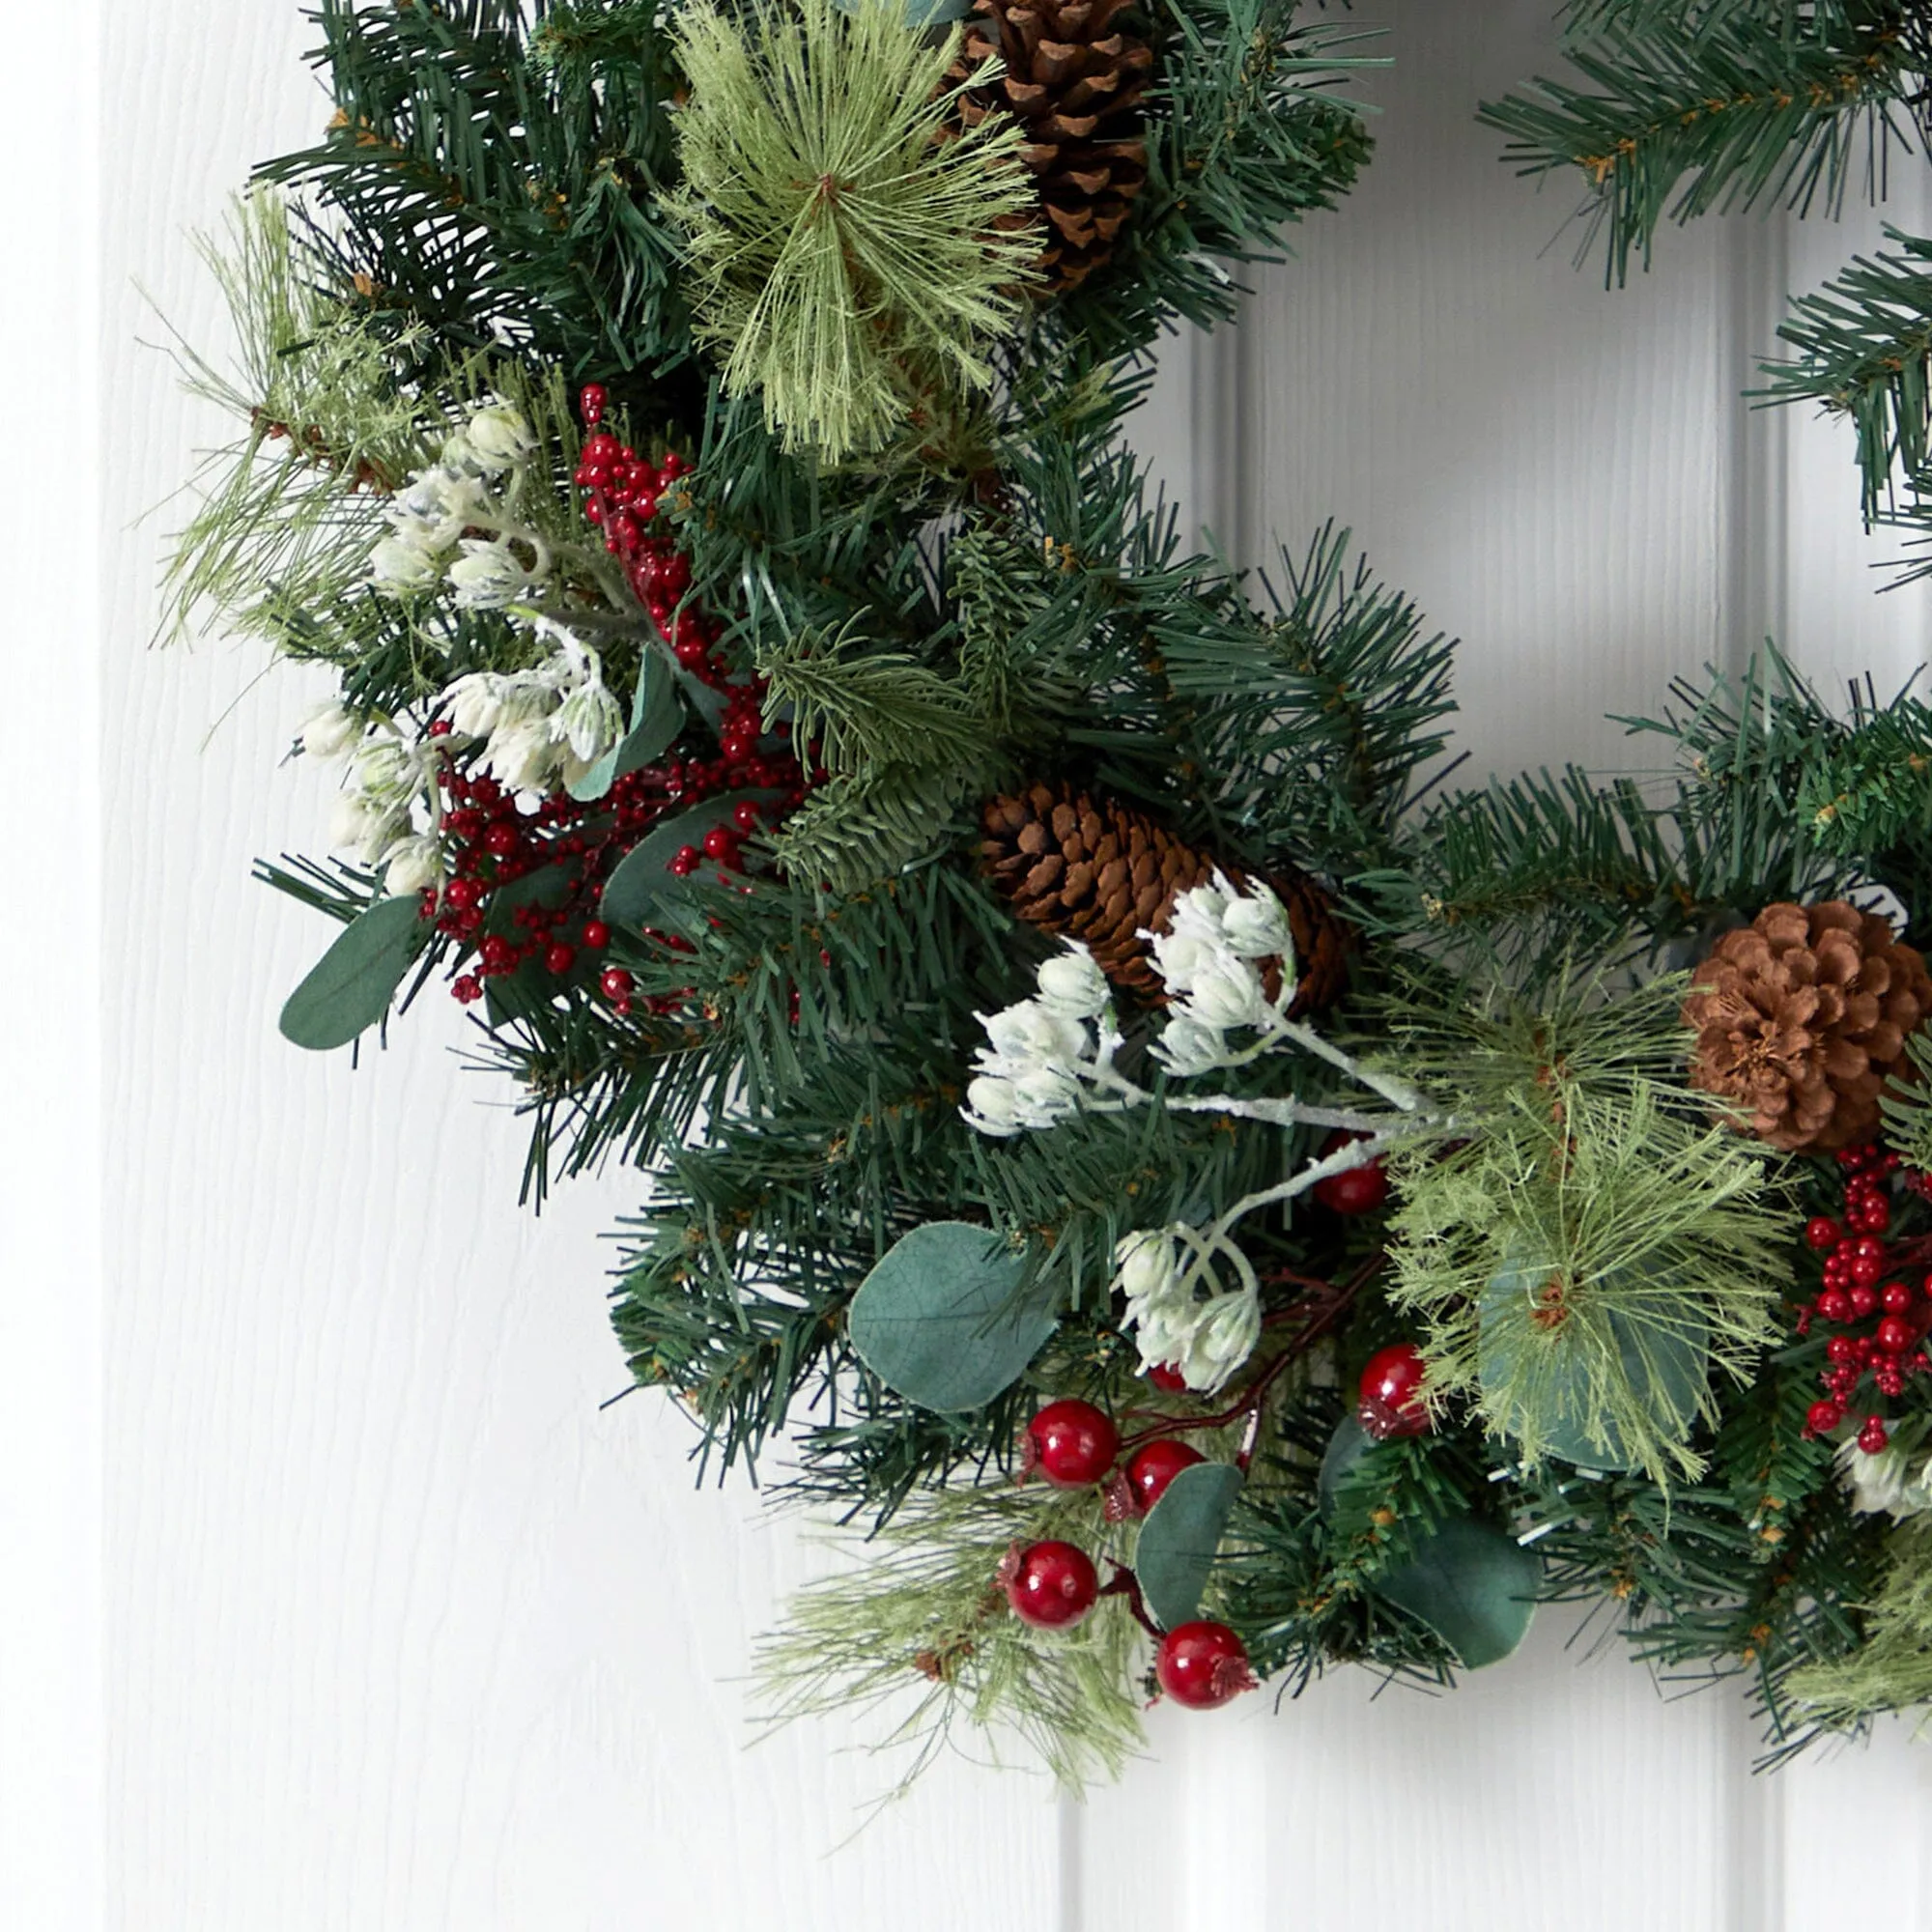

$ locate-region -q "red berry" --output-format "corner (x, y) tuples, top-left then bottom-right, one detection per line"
(1883, 1282), (1915, 1315)
(702, 825), (737, 861)
(1146, 1363), (1187, 1393)
(1357, 1343), (1431, 1439)
(1851, 1285), (1880, 1319)
(582, 920), (611, 950)
(1312, 1131), (1390, 1215)
(579, 383), (607, 425)
(451, 974), (483, 1006)
(1154, 1621), (1256, 1710)
(1025, 1399), (1120, 1487)
(1002, 1541), (1098, 1630)
(1125, 1439), (1207, 1513)
(478, 934), (514, 974)
(732, 802), (762, 834)
(600, 967), (634, 1000)
(483, 822), (519, 858)
(1805, 1217), (1842, 1251)
(1817, 1290), (1854, 1324)
(1827, 1335), (1861, 1365)
(1859, 1416), (1890, 1455)
(544, 942), (577, 976)
(1877, 1315), (1916, 1354)
(1806, 1400), (1844, 1435)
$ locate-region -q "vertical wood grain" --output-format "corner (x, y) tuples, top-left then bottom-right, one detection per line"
(104, 7), (1061, 1925)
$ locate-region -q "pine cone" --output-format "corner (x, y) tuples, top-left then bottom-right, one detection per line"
(1684, 900), (1932, 1152)
(950, 0), (1153, 295)
(980, 783), (1350, 1013)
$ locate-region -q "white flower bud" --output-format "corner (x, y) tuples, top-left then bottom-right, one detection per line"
(461, 399), (537, 475)
(1221, 886), (1293, 960)
(1035, 945), (1110, 1021)
(298, 701), (361, 760)
(963, 1074), (1024, 1137)
(1180, 955), (1271, 1031)
(483, 718), (560, 795)
(981, 999), (1091, 1072)
(441, 672), (505, 740)
(384, 836), (443, 895)
(1838, 1439), (1932, 1519)
(1010, 1066), (1082, 1127)
(1115, 1229), (1181, 1307)
(1176, 1291), (1263, 1393)
(555, 679), (624, 763)
(386, 469), (484, 553)
(369, 534), (441, 593)
(1148, 927), (1217, 994)
(1151, 1015), (1229, 1078)
(448, 539), (541, 610)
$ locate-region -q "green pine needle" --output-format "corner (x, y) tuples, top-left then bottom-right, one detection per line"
(1787, 1515), (1932, 1730)
(665, 0), (1040, 464)
(755, 1485), (1145, 1797)
(1380, 973), (1790, 1487)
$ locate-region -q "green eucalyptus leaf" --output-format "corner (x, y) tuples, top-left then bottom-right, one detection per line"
(1135, 1461), (1244, 1631)
(1481, 1256), (1710, 1471)
(567, 653), (686, 802)
(599, 789), (787, 930)
(846, 1222), (1050, 1412)
(1376, 1517), (1540, 1671)
(1318, 1414), (1375, 1508)
(278, 894), (428, 1051)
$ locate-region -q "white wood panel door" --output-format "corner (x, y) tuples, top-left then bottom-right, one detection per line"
(102, 2), (1932, 1927)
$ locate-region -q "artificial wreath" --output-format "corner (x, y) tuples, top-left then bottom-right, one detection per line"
(167, 0), (1932, 1789)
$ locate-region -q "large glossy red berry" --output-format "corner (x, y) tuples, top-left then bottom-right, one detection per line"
(1026, 1400), (1120, 1487)
(1312, 1131), (1390, 1215)
(1878, 1315), (1916, 1355)
(1806, 1399), (1843, 1435)
(1357, 1343), (1431, 1439)
(1155, 1621), (1256, 1709)
(1002, 1542), (1099, 1629)
(1126, 1439), (1207, 1513)
(1859, 1416), (1890, 1454)
(1805, 1216), (1842, 1251)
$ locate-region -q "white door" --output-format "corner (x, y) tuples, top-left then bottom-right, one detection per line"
(103, 2), (1932, 1926)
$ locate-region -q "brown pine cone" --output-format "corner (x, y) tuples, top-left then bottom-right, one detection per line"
(1684, 900), (1932, 1152)
(980, 783), (1350, 1014)
(949, 0), (1153, 295)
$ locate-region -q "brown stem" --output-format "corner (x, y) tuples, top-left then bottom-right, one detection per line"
(1100, 1565), (1163, 1641)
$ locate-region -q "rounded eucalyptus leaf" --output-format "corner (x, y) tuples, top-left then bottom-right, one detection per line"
(599, 789), (787, 930)
(278, 895), (427, 1052)
(1376, 1516), (1540, 1671)
(1481, 1256), (1710, 1471)
(1135, 1461), (1244, 1632)
(846, 1222), (1051, 1413)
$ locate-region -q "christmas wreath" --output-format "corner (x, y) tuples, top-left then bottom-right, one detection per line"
(167, 0), (1932, 1789)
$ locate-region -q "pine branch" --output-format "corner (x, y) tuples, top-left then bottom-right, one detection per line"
(1480, 9), (1919, 283)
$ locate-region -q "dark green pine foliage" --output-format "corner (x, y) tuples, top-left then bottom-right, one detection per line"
(260, 0), (694, 384)
(1479, 2), (1928, 283)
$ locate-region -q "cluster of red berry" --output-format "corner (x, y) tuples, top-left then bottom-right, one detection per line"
(1000, 1398), (1256, 1710)
(1798, 1141), (1932, 1454)
(423, 385), (820, 1013)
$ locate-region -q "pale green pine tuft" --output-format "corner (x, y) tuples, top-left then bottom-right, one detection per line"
(665, 0), (1040, 465)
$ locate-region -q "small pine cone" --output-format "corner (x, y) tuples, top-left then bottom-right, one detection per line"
(1684, 900), (1932, 1152)
(949, 0), (1153, 295)
(979, 783), (1349, 1013)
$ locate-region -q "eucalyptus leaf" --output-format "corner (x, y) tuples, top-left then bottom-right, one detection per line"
(846, 1221), (1051, 1412)
(599, 789), (786, 929)
(278, 894), (427, 1051)
(566, 652), (686, 802)
(1376, 1517), (1540, 1671)
(1481, 1256), (1710, 1471)
(1317, 1414), (1375, 1508)
(1135, 1461), (1244, 1632)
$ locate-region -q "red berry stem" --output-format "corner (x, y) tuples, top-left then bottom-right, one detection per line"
(1117, 1253), (1384, 1455)
(1097, 1564), (1164, 1641)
